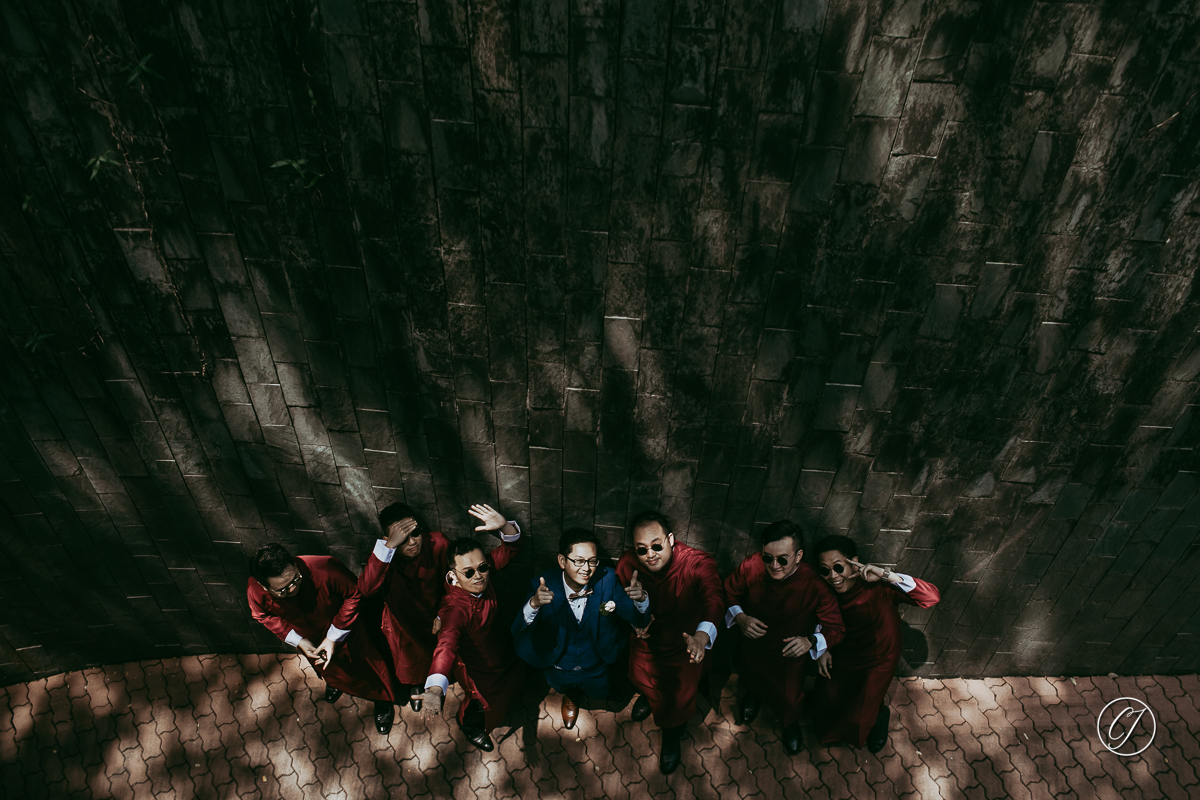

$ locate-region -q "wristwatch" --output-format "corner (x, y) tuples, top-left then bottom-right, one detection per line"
(807, 634), (819, 649)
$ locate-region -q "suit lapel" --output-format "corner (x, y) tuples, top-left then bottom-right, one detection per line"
(583, 568), (605, 641)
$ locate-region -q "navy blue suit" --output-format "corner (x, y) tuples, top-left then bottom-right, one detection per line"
(512, 566), (649, 698)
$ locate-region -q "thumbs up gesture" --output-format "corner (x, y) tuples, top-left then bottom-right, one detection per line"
(531, 577), (554, 609)
(625, 569), (646, 603)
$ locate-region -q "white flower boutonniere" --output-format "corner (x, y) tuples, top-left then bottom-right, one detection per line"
(600, 600), (617, 616)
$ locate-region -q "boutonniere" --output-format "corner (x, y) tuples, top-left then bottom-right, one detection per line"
(600, 600), (617, 616)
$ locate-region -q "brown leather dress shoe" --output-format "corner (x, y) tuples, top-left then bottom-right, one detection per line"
(561, 694), (579, 729)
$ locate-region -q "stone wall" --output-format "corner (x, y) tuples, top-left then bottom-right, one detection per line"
(0, 0), (1198, 684)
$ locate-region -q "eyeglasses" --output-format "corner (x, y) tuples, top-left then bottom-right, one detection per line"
(459, 563), (491, 579)
(760, 553), (791, 568)
(635, 542), (665, 557)
(269, 573), (302, 596)
(566, 556), (600, 569)
(818, 563), (847, 576)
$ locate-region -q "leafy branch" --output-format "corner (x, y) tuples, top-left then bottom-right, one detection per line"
(22, 333), (53, 354)
(271, 158), (323, 189)
(125, 53), (163, 86)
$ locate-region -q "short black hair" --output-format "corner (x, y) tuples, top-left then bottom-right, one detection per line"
(629, 510), (671, 536)
(448, 537), (486, 563)
(761, 520), (804, 550)
(378, 502), (420, 534)
(559, 528), (600, 557)
(813, 534), (857, 561)
(250, 543), (295, 584)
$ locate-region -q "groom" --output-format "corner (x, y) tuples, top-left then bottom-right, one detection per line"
(512, 528), (650, 729)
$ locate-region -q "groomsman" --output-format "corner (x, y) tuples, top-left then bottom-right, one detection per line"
(812, 534), (940, 752)
(512, 529), (651, 731)
(415, 507), (525, 752)
(357, 503), (452, 709)
(247, 543), (399, 734)
(725, 520), (845, 755)
(616, 511), (725, 774)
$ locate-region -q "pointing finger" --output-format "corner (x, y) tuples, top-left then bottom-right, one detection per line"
(630, 569), (638, 585)
(539, 577), (547, 587)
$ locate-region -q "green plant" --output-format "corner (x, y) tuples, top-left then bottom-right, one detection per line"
(271, 158), (323, 189)
(86, 151), (121, 180)
(125, 53), (163, 86)
(22, 333), (52, 353)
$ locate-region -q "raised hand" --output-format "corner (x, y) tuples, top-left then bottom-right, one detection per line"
(683, 631), (710, 664)
(625, 569), (646, 603)
(419, 687), (444, 720)
(852, 559), (889, 583)
(530, 577), (554, 609)
(385, 516), (419, 549)
(816, 650), (833, 679)
(781, 635), (812, 658)
(735, 613), (768, 639)
(468, 503), (506, 531)
(633, 615), (655, 639)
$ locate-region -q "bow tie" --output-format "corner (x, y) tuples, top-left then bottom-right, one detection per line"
(568, 589), (592, 600)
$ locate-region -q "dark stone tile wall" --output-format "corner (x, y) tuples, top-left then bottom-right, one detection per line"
(0, 0), (1197, 684)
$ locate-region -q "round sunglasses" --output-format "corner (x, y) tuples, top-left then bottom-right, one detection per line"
(760, 553), (792, 567)
(818, 562), (850, 576)
(635, 542), (665, 556)
(459, 562), (491, 579)
(268, 572), (303, 596)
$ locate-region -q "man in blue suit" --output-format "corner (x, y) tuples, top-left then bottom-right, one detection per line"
(512, 528), (651, 729)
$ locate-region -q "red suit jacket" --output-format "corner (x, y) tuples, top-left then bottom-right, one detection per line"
(816, 576), (940, 745)
(247, 556), (396, 702)
(616, 544), (725, 728)
(358, 531), (451, 684)
(429, 536), (524, 732)
(724, 557), (845, 727)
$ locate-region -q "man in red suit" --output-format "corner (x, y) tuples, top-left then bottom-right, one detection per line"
(812, 534), (941, 752)
(247, 543), (399, 734)
(616, 511), (725, 774)
(357, 502), (459, 710)
(415, 506), (524, 752)
(724, 520), (845, 755)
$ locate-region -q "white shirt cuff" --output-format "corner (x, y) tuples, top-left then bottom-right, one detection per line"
(809, 632), (827, 660)
(696, 621), (718, 649)
(724, 605), (744, 628)
(633, 595), (650, 614)
(894, 573), (916, 592)
(326, 624), (350, 642)
(424, 674), (449, 694)
(501, 520), (522, 542)
(373, 539), (396, 562)
(284, 629), (303, 647)
(523, 600), (539, 624)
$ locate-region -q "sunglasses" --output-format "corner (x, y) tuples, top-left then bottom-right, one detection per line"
(635, 542), (665, 556)
(818, 563), (848, 576)
(760, 553), (791, 568)
(269, 572), (303, 596)
(459, 563), (491, 579)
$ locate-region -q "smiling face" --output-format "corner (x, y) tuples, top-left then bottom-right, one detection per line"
(818, 549), (857, 594)
(558, 542), (599, 591)
(761, 536), (802, 581)
(632, 521), (673, 573)
(266, 563), (302, 598)
(452, 548), (490, 594)
(388, 518), (423, 558)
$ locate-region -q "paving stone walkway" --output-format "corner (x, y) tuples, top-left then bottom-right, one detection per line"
(1, 654), (1196, 799)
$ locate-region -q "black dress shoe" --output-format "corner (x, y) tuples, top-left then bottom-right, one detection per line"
(631, 695), (652, 722)
(463, 726), (494, 751)
(410, 694), (423, 712)
(866, 706), (890, 753)
(374, 702), (394, 735)
(739, 694), (760, 725)
(660, 726), (683, 774)
(782, 721), (802, 756)
(323, 686), (342, 703)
